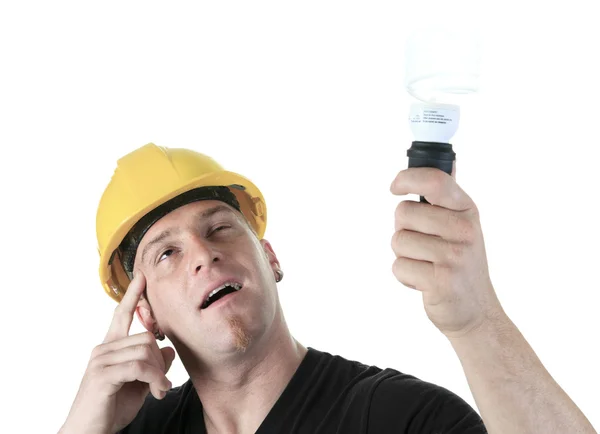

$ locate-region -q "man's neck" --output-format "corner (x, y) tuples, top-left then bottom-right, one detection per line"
(187, 328), (307, 434)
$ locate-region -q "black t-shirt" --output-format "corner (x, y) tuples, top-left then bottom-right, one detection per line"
(118, 347), (487, 433)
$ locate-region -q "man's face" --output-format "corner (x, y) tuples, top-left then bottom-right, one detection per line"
(133, 199), (280, 356)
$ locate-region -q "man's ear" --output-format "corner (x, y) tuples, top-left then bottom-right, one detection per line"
(135, 296), (157, 335)
(260, 238), (281, 270)
(261, 239), (284, 283)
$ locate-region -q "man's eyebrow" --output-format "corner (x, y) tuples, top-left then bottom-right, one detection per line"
(197, 204), (237, 220)
(140, 204), (237, 264)
(141, 230), (175, 265)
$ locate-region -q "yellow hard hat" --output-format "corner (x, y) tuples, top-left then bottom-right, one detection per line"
(96, 143), (267, 303)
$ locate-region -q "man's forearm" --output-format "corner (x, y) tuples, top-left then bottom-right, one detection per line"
(448, 310), (596, 433)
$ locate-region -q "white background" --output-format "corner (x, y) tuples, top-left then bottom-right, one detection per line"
(1, 1), (598, 432)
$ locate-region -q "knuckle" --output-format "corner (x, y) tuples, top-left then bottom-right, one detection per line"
(90, 344), (104, 360)
(447, 212), (477, 243)
(391, 230), (407, 253)
(459, 218), (477, 243)
(128, 359), (146, 374)
(392, 258), (402, 278)
(390, 231), (398, 249)
(445, 210), (461, 228)
(394, 201), (415, 231)
(392, 257), (404, 273)
(452, 243), (465, 260)
(135, 344), (154, 361)
(86, 358), (101, 374)
(395, 200), (411, 221)
(469, 205), (481, 224)
(87, 362), (106, 381)
(445, 241), (465, 265)
(396, 229), (409, 242)
(142, 331), (155, 344)
(392, 258), (410, 286)
(427, 171), (446, 193)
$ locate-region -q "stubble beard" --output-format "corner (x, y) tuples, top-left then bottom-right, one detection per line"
(227, 315), (252, 352)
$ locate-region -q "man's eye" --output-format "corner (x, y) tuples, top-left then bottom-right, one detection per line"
(157, 249), (174, 263)
(210, 225), (230, 235)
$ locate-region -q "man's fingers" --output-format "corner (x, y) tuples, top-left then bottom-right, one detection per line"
(89, 332), (175, 400)
(103, 271), (147, 344)
(161, 347), (176, 373)
(391, 229), (451, 264)
(101, 360), (172, 399)
(392, 256), (434, 292)
(94, 331), (167, 372)
(390, 167), (472, 211)
(394, 200), (477, 244)
(94, 341), (165, 374)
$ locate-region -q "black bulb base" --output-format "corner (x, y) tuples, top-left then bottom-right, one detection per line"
(406, 141), (456, 204)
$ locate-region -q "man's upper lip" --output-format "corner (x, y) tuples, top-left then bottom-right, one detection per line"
(200, 277), (243, 307)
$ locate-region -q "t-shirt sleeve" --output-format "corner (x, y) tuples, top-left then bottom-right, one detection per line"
(368, 372), (488, 433)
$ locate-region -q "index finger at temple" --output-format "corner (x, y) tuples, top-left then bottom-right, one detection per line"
(103, 271), (146, 343)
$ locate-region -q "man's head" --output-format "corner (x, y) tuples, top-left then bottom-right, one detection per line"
(132, 198), (283, 358)
(96, 143), (281, 360)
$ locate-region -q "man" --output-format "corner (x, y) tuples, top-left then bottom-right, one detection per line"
(60, 143), (596, 433)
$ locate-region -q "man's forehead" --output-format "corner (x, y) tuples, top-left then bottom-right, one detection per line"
(141, 200), (238, 241)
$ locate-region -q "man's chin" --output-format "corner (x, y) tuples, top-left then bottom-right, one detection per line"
(227, 315), (252, 352)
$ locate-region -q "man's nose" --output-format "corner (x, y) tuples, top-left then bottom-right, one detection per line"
(187, 235), (221, 275)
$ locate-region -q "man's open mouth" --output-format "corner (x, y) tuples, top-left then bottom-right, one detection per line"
(200, 282), (242, 309)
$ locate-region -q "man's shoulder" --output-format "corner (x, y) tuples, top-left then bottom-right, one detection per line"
(366, 368), (487, 432)
(310, 347), (436, 391)
(307, 347), (451, 409)
(311, 348), (487, 433)
(369, 373), (487, 432)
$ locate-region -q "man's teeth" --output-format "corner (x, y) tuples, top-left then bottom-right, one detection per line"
(206, 282), (242, 300)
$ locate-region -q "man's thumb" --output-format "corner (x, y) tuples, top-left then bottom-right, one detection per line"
(161, 346), (176, 372)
